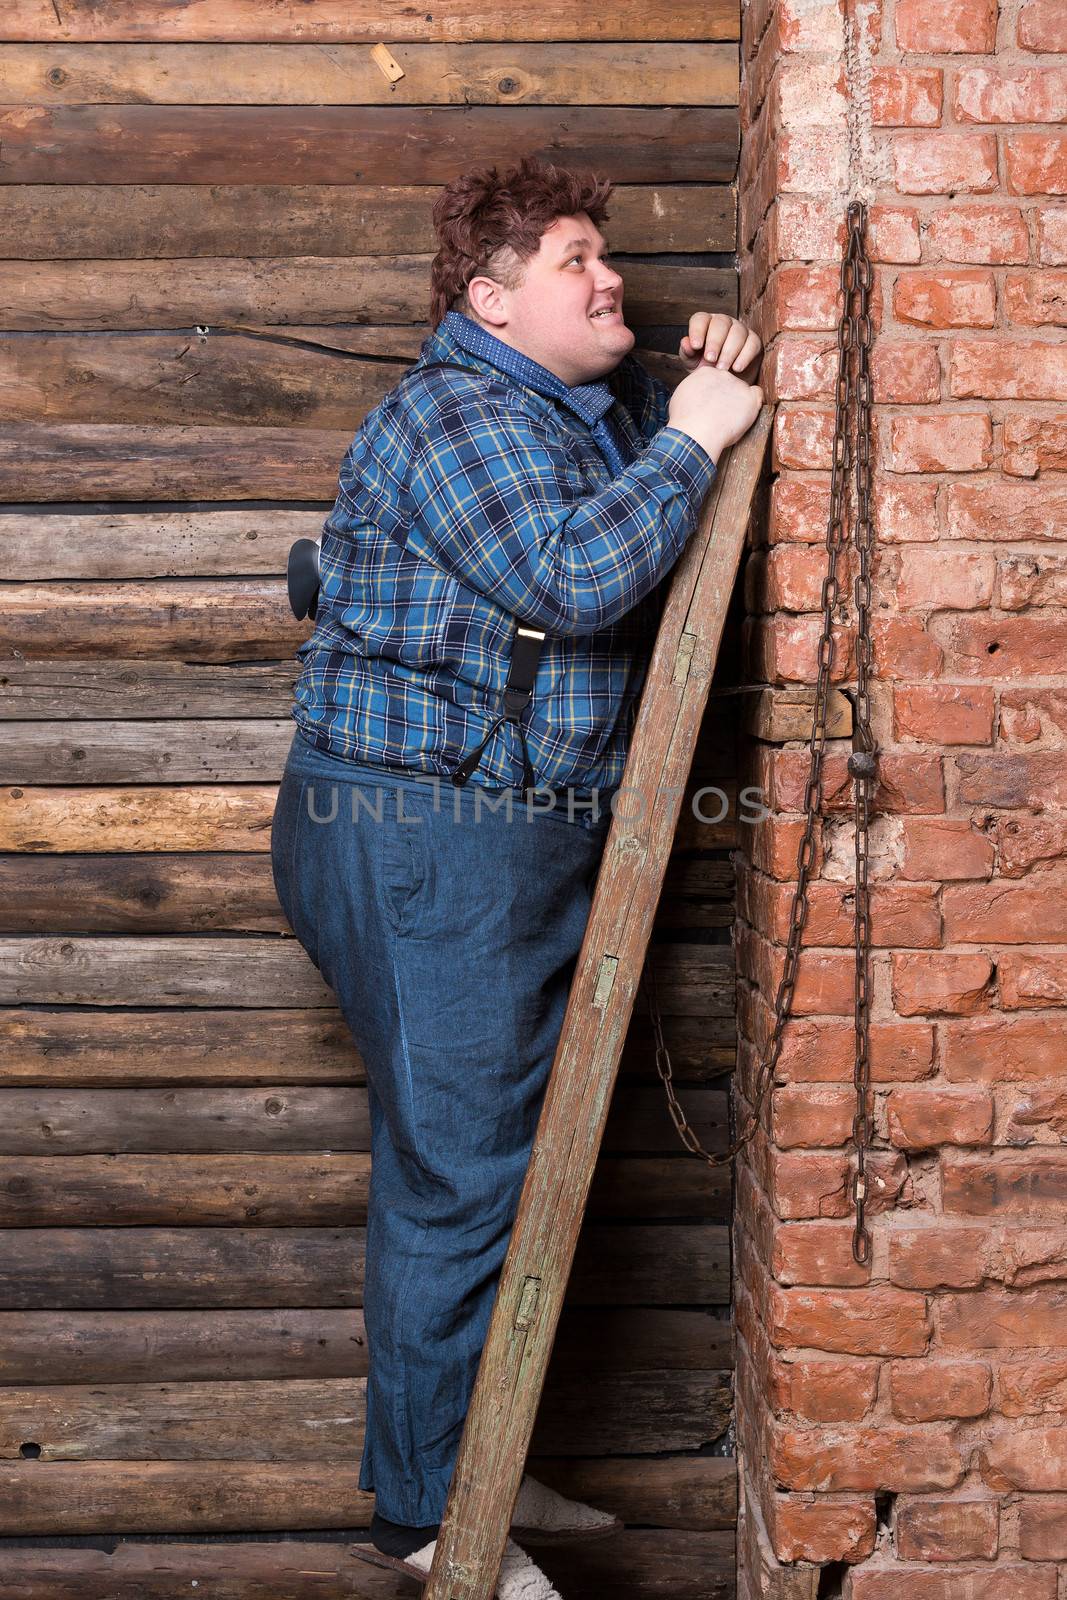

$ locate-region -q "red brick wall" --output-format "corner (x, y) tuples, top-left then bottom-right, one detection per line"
(734, 0), (1067, 1591)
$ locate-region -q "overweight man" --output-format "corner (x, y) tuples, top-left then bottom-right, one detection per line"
(271, 155), (762, 1599)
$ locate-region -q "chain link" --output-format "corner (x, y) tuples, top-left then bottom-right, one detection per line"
(642, 200), (878, 1266)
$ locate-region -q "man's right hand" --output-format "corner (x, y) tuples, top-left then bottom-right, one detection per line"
(667, 362), (764, 465)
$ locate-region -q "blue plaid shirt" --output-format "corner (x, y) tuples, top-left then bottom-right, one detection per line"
(291, 310), (716, 794)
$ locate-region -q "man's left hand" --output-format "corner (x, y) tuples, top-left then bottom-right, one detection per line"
(679, 313), (762, 378)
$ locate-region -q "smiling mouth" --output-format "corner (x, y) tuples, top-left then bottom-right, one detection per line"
(590, 308), (619, 320)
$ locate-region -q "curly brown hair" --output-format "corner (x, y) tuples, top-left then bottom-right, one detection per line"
(429, 155), (614, 330)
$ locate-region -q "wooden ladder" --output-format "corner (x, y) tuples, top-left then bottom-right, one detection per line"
(421, 408), (773, 1600)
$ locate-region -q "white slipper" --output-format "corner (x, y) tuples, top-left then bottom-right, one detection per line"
(510, 1472), (623, 1544)
(353, 1534), (564, 1598)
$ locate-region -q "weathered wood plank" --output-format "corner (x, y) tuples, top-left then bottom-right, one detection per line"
(0, 1531), (738, 1598)
(1, 0), (740, 44)
(0, 1454), (735, 1536)
(0, 43), (739, 105)
(0, 106), (739, 186)
(0, 935), (733, 1011)
(0, 1006), (735, 1085)
(0, 333), (404, 428)
(0, 1153), (373, 1225)
(0, 662), (302, 717)
(0, 1370), (729, 1459)
(0, 425), (349, 501)
(0, 786), (280, 853)
(0, 1306), (732, 1384)
(0, 1225), (729, 1307)
(2, 720), (296, 783)
(0, 1085), (725, 1156)
(0, 332), (680, 429)
(0, 578), (305, 654)
(0, 513), (320, 579)
(0, 258), (735, 331)
(0, 851), (732, 934)
(0, 184), (737, 260)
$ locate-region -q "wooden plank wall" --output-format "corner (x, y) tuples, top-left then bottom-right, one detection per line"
(0, 5), (742, 1595)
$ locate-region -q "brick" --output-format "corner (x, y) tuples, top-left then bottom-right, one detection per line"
(890, 1359), (992, 1420)
(773, 1218), (873, 1285)
(737, 925), (856, 1016)
(951, 338), (1067, 398)
(769, 1147), (909, 1220)
(1000, 690), (1067, 740)
(990, 813), (1067, 877)
(924, 204), (1030, 265)
(768, 337), (837, 402)
(778, 129), (850, 195)
(955, 750), (1067, 807)
(1002, 1085), (1067, 1143)
(1019, 0), (1067, 51)
(889, 413), (992, 472)
(869, 205), (923, 264)
(893, 684), (995, 744)
(893, 551), (995, 610)
(999, 553), (1067, 609)
(772, 1084), (854, 1147)
(981, 1428), (1067, 1491)
(1003, 272), (1067, 326)
(891, 953), (994, 1017)
(1003, 413), (1067, 475)
(1000, 952), (1067, 1008)
(769, 1284), (930, 1355)
(1018, 1497), (1067, 1560)
(955, 66), (1067, 124)
(877, 477), (941, 543)
(932, 612), (1067, 679)
(1037, 207), (1067, 264)
(770, 1495), (877, 1564)
(872, 67), (943, 126)
(775, 1019), (936, 1083)
(944, 1151), (1067, 1215)
(769, 474), (830, 545)
(944, 1017), (1067, 1081)
(941, 1288), (1067, 1348)
(774, 197), (845, 262)
(889, 1226), (989, 1289)
(773, 406), (835, 470)
(850, 1566), (1056, 1600)
(899, 818), (994, 881)
(896, 0), (997, 51)
(771, 1423), (963, 1492)
(744, 611), (855, 683)
(873, 342), (942, 403)
(872, 615), (946, 680)
(747, 872), (942, 949)
(770, 266), (843, 333)
(763, 745), (945, 815)
(1006, 134), (1067, 195)
(895, 1497), (999, 1562)
(746, 542), (834, 607)
(887, 1086), (994, 1148)
(1000, 1360), (1067, 1417)
(947, 480), (1067, 540)
(944, 876), (1067, 943)
(894, 270), (996, 329)
(893, 133), (998, 195)
(772, 1353), (880, 1420)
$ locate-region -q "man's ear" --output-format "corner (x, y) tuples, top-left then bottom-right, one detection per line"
(465, 273), (509, 328)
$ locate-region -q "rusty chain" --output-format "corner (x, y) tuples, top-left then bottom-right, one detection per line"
(642, 200), (877, 1266)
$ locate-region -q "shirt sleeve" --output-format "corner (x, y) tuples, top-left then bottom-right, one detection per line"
(404, 396), (715, 637)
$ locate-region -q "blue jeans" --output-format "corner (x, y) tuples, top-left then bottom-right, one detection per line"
(270, 727), (612, 1525)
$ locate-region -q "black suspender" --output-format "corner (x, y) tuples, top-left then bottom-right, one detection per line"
(286, 358), (546, 801)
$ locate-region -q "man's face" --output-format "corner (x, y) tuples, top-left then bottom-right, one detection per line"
(474, 212), (635, 387)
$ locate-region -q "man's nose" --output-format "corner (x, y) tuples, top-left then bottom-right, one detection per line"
(594, 259), (624, 294)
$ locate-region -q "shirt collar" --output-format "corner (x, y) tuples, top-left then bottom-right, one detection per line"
(435, 310), (618, 427)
